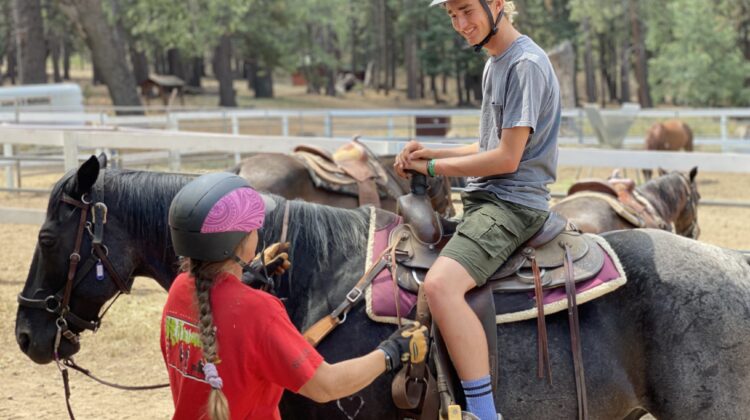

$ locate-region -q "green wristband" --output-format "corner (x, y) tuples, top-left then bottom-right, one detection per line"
(427, 159), (437, 177)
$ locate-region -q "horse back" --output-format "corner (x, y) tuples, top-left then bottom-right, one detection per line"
(645, 119), (693, 151)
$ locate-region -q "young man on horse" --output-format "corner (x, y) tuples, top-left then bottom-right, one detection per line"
(163, 173), (428, 420)
(395, 1), (561, 418)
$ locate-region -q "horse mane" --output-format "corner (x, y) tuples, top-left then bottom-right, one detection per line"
(638, 172), (688, 218)
(261, 195), (370, 270)
(105, 170), (192, 246)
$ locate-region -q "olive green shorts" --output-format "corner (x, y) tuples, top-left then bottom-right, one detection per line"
(440, 191), (549, 286)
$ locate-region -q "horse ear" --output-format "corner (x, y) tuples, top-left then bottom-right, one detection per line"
(75, 155), (101, 197)
(689, 166), (698, 182)
(97, 153), (107, 169)
(656, 167), (668, 177)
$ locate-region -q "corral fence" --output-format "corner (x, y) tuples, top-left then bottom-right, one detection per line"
(1, 106), (749, 149)
(1, 123), (750, 225)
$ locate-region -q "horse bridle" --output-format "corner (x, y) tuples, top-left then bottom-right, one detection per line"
(676, 173), (700, 239)
(17, 171), (130, 346)
(17, 171), (165, 420)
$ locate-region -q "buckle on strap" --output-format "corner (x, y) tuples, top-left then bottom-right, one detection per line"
(346, 287), (363, 303)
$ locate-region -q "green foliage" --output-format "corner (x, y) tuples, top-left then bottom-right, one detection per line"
(121, 0), (251, 56)
(647, 0), (750, 106)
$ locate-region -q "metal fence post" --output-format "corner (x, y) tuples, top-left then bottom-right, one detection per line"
(324, 113), (333, 137)
(578, 108), (585, 144)
(720, 114), (728, 153)
(231, 114), (241, 164)
(387, 116), (395, 139)
(4, 143), (13, 188)
(62, 132), (79, 171)
(166, 113), (181, 171)
(282, 115), (289, 136)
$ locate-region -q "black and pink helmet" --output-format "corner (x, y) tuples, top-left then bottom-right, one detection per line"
(168, 173), (265, 262)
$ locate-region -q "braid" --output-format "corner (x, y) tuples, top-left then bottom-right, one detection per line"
(190, 261), (230, 420)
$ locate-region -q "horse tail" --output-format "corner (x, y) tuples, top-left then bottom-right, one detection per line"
(683, 122), (694, 151)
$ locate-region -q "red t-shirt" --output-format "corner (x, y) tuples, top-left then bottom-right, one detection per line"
(160, 272), (323, 420)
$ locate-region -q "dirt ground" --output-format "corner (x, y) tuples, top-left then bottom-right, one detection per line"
(1, 166), (748, 419)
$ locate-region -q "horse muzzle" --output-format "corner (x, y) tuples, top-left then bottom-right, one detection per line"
(15, 310), (81, 364)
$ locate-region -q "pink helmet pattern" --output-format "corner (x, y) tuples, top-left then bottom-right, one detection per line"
(201, 187), (265, 234)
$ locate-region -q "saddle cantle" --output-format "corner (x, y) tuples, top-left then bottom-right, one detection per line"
(293, 138), (402, 207)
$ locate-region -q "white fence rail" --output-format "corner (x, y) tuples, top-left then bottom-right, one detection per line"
(2, 123), (750, 224)
(1, 107), (749, 149)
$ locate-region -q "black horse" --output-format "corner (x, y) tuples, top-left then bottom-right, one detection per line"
(15, 156), (750, 419)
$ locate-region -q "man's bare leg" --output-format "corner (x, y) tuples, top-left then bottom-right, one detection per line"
(424, 256), (496, 420)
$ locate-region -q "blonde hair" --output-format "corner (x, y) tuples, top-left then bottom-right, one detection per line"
(179, 235), (252, 420)
(504, 1), (517, 23)
(489, 0), (517, 23)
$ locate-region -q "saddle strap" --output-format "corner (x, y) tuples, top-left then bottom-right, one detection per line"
(530, 255), (552, 383)
(356, 179), (382, 208)
(392, 364), (440, 419)
(562, 242), (588, 420)
(302, 248), (392, 347)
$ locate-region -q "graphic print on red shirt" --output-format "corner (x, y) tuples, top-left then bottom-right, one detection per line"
(163, 316), (205, 382)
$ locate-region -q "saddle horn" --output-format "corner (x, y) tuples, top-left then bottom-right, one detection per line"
(397, 171), (441, 244)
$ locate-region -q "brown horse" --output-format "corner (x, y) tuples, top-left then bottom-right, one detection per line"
(552, 167), (700, 238)
(236, 153), (456, 217)
(643, 119), (694, 179)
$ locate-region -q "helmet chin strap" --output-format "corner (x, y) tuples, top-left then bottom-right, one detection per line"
(473, 6), (505, 52)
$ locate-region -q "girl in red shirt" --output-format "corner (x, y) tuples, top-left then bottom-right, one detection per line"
(164, 173), (424, 420)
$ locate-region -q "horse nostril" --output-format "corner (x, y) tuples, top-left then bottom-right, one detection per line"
(17, 332), (30, 354)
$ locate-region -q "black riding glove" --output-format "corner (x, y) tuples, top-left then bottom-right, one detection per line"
(377, 322), (429, 373)
(241, 242), (291, 289)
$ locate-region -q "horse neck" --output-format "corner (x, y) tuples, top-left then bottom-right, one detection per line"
(105, 170), (191, 290)
(264, 197), (370, 328)
(638, 175), (685, 223)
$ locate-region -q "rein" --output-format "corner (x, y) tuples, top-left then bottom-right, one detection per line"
(16, 171), (168, 420)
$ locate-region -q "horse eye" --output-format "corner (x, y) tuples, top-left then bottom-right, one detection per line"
(38, 232), (56, 248)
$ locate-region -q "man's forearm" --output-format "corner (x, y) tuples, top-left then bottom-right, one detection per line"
(435, 142), (479, 158)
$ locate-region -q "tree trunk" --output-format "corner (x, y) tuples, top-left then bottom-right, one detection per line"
(377, 0), (388, 93)
(430, 74), (441, 104)
(130, 47), (149, 85)
(628, 0), (652, 107)
(13, 0), (47, 84)
(387, 8), (396, 90)
(50, 38), (62, 82)
(185, 57), (203, 88)
(455, 52), (464, 106)
(405, 29), (418, 99)
(212, 34), (236, 107)
(620, 36), (630, 103)
(166, 49), (185, 80)
(58, 0), (142, 112)
(62, 35), (71, 80)
(92, 61), (103, 85)
(254, 65), (273, 98)
(582, 20), (596, 103)
(598, 33), (617, 105)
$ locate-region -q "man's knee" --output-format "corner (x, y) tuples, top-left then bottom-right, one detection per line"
(424, 270), (469, 304)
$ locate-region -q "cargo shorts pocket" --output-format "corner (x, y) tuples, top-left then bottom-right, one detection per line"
(457, 209), (520, 258)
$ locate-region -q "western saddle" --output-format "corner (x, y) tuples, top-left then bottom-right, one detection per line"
(293, 138), (402, 208)
(564, 177), (671, 231)
(303, 173), (600, 420)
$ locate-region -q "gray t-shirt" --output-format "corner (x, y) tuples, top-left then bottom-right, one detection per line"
(464, 35), (561, 211)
